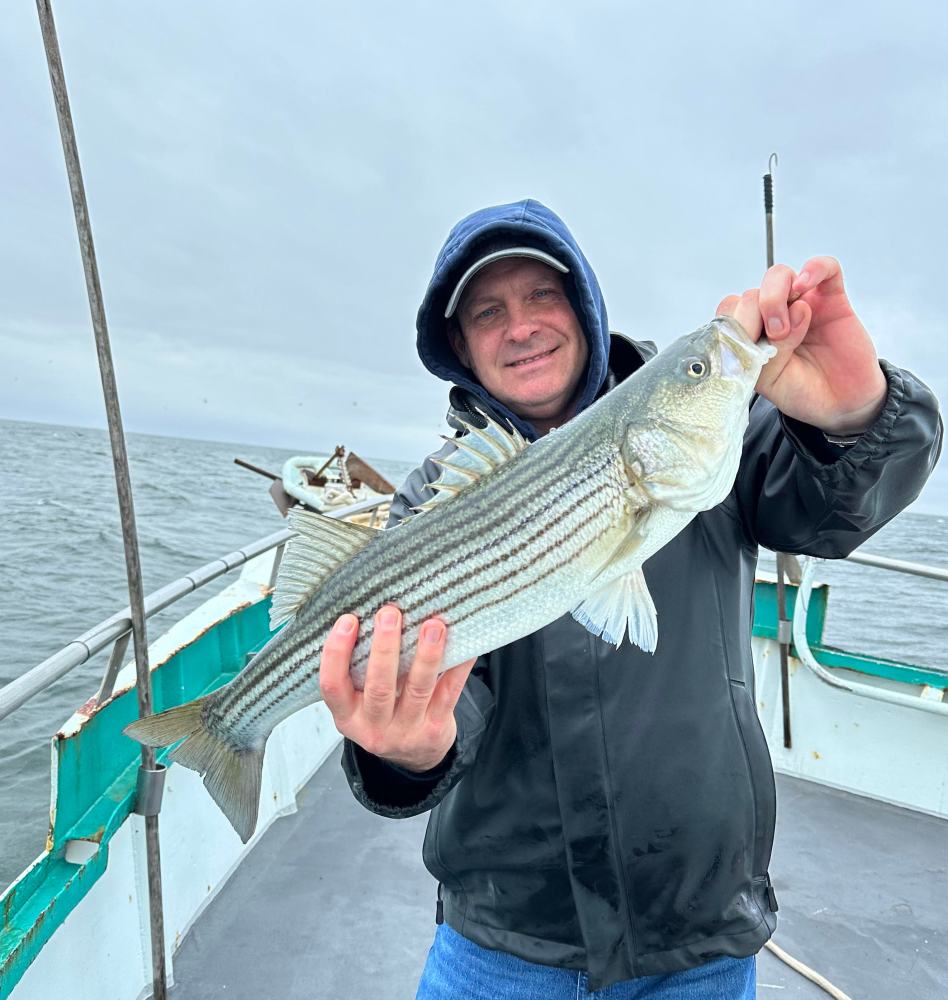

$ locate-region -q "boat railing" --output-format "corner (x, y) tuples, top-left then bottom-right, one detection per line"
(789, 554), (948, 717)
(0, 495), (392, 724)
(2, 514), (944, 726)
(837, 549), (948, 582)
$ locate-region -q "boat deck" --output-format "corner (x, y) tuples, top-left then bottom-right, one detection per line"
(171, 747), (946, 999)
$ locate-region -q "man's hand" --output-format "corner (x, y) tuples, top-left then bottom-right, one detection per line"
(717, 257), (888, 436)
(320, 605), (477, 773)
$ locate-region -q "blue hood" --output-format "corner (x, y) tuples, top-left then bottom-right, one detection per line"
(416, 199), (610, 440)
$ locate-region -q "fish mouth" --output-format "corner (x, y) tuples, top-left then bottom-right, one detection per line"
(711, 316), (776, 377)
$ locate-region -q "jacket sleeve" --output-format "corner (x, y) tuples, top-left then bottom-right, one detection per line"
(340, 440), (497, 818)
(736, 359), (942, 555)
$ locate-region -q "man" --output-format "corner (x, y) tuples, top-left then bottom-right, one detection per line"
(319, 200), (941, 997)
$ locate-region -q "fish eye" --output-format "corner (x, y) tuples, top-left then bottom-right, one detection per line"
(685, 358), (707, 379)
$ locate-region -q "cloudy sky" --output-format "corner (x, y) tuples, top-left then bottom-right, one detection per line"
(1, 2), (945, 511)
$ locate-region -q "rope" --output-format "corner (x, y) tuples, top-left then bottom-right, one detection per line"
(764, 939), (854, 1000)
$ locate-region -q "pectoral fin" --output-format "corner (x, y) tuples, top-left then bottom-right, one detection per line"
(571, 568), (658, 653)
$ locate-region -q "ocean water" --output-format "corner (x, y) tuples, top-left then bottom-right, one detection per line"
(0, 417), (946, 890)
(0, 418), (415, 889)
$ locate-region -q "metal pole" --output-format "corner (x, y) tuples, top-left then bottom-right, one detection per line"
(34, 3), (168, 996)
(764, 153), (793, 750)
(233, 456), (279, 481)
(764, 153), (776, 270)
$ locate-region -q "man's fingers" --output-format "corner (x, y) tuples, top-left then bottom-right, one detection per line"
(789, 298), (811, 336)
(792, 256), (843, 299)
(320, 614), (360, 727)
(716, 290), (762, 341)
(753, 298), (814, 397)
(716, 294), (740, 316)
(732, 289), (764, 343)
(395, 618), (447, 726)
(720, 268), (806, 345)
(360, 605), (402, 726)
(758, 264), (797, 340)
(427, 657), (478, 726)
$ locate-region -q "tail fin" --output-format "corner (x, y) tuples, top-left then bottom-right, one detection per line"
(124, 697), (266, 844)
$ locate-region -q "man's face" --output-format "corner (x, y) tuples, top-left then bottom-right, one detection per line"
(448, 258), (589, 432)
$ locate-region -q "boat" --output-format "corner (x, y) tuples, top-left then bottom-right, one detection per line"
(235, 446), (396, 526)
(1, 519), (945, 999)
(4, 9), (943, 997)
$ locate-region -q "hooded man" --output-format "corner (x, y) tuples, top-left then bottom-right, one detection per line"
(319, 200), (942, 998)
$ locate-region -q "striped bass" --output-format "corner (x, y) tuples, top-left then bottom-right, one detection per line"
(124, 316), (774, 842)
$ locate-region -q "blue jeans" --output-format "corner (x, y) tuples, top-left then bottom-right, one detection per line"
(416, 924), (756, 999)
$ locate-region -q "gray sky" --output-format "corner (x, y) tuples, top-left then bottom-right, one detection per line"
(1, 1), (946, 512)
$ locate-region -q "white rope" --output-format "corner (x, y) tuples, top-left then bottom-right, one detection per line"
(764, 939), (854, 1000)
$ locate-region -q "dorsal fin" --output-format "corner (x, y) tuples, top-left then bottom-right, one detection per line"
(413, 409), (528, 514)
(269, 508), (379, 629)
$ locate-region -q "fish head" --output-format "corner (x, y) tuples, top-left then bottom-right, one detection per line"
(618, 316), (775, 512)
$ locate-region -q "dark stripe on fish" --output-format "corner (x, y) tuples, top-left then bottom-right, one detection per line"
(237, 449), (614, 710)
(233, 496), (613, 733)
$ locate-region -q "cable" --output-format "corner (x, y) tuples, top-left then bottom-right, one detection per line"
(764, 939), (855, 1000)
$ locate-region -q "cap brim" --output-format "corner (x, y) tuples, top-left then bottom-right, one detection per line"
(444, 247), (570, 319)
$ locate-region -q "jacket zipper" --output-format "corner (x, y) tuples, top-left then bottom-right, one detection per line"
(592, 635), (639, 971)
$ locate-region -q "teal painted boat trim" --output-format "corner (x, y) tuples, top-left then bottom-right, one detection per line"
(752, 578), (948, 689)
(810, 645), (948, 690)
(752, 578), (828, 647)
(0, 598), (274, 1000)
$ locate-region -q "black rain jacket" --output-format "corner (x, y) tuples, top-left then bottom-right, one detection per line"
(341, 330), (942, 990)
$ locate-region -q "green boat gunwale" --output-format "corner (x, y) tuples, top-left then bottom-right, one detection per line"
(1, 570), (944, 998)
(753, 577), (948, 690)
(0, 599), (274, 999)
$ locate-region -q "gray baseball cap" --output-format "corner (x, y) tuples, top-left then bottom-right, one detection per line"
(444, 246), (570, 319)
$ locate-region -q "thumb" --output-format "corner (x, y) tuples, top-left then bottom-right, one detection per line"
(776, 299), (811, 352)
(755, 302), (811, 396)
(427, 657), (478, 723)
(788, 298), (811, 338)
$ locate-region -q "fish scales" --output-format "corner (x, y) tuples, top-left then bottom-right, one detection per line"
(124, 317), (775, 842)
(233, 429), (616, 705)
(354, 425), (599, 614)
(223, 437), (630, 736)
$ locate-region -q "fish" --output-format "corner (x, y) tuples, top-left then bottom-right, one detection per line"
(124, 316), (774, 842)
